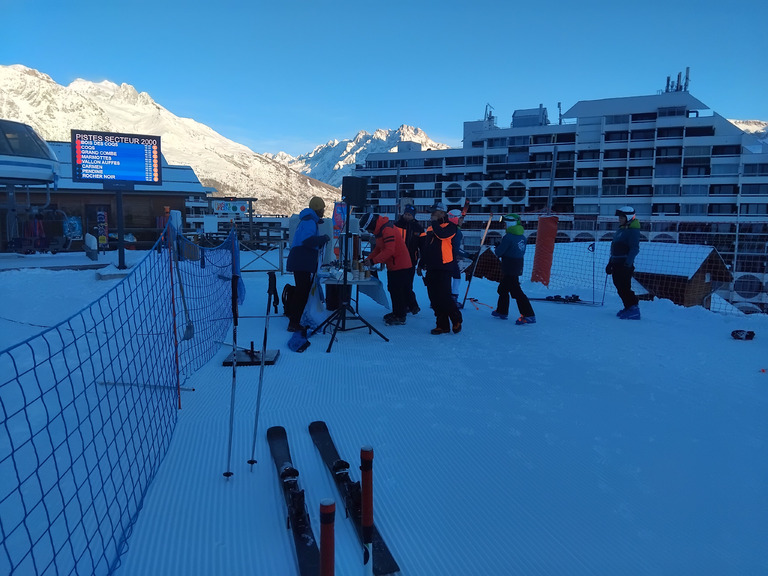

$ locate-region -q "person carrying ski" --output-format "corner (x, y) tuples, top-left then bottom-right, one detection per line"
(447, 208), (468, 309)
(418, 202), (463, 335)
(286, 196), (330, 331)
(606, 206), (641, 320)
(394, 204), (424, 315)
(360, 212), (412, 325)
(492, 213), (536, 325)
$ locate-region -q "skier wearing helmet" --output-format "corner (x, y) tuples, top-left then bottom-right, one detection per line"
(605, 206), (641, 320)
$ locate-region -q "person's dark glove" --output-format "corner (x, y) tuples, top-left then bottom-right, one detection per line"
(416, 266), (424, 277)
(320, 234), (330, 245)
(605, 262), (613, 275)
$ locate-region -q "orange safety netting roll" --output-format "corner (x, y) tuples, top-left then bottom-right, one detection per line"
(531, 215), (559, 286)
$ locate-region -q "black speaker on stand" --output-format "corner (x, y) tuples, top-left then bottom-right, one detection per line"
(311, 177), (388, 352)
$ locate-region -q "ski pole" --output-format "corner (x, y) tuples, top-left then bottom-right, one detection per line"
(249, 271), (277, 466)
(320, 499), (336, 576)
(223, 272), (239, 478)
(361, 446), (374, 576)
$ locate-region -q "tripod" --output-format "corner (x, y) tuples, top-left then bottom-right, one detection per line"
(311, 201), (389, 353)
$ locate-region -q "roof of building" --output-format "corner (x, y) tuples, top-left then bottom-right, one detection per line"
(563, 91), (709, 119)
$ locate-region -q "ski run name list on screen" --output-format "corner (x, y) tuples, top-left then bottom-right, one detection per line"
(71, 130), (161, 184)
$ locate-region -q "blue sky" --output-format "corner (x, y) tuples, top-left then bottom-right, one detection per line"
(4, 0), (767, 156)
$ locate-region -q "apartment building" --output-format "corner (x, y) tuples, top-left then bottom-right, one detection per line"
(352, 87), (768, 312)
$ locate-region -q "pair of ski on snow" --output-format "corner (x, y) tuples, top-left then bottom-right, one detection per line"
(267, 421), (400, 576)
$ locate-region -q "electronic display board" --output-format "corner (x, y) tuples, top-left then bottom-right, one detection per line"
(71, 130), (162, 185)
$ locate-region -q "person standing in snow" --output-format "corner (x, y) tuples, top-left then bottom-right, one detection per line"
(286, 196), (330, 331)
(447, 208), (468, 309)
(491, 213), (536, 325)
(606, 206), (641, 320)
(360, 212), (412, 325)
(394, 204), (424, 315)
(418, 202), (463, 335)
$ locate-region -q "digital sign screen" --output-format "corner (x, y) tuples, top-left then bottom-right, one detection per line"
(71, 130), (162, 185)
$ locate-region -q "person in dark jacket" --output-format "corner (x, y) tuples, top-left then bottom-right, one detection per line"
(492, 214), (536, 325)
(394, 204), (424, 315)
(418, 203), (463, 335)
(360, 213), (412, 325)
(285, 196), (330, 331)
(606, 206), (641, 320)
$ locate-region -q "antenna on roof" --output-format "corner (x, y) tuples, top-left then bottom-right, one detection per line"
(557, 102), (562, 125)
(684, 67), (690, 91)
(484, 103), (495, 121)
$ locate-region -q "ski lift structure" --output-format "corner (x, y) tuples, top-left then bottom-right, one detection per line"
(0, 118), (71, 253)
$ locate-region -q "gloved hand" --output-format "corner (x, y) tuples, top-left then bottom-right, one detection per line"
(416, 267), (424, 277)
(605, 262), (613, 275)
(320, 234), (330, 245)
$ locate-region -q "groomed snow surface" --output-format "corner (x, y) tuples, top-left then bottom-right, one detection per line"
(2, 251), (767, 575)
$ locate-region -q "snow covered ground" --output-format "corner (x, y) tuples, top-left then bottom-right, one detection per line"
(1, 249), (767, 575)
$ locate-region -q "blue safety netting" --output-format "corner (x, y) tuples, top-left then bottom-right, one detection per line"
(0, 225), (240, 575)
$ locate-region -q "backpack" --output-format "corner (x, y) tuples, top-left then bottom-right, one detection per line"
(281, 284), (295, 317)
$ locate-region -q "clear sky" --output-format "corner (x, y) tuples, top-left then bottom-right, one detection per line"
(4, 0), (767, 156)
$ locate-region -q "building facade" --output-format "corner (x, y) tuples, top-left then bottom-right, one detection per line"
(353, 89), (768, 313)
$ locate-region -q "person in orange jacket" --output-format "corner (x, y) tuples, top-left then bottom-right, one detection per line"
(360, 213), (413, 325)
(418, 203), (463, 335)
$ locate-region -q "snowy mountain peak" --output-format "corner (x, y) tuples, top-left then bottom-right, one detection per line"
(0, 64), (340, 215)
(266, 123), (451, 187)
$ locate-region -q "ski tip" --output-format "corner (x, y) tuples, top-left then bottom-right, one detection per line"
(308, 420), (328, 432)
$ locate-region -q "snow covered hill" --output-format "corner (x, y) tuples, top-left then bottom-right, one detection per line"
(729, 119), (768, 143)
(0, 64), (339, 215)
(264, 126), (451, 188)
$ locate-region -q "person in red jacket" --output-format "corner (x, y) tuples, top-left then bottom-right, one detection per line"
(360, 213), (412, 325)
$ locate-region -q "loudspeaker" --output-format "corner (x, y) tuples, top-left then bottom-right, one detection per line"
(342, 176), (368, 208)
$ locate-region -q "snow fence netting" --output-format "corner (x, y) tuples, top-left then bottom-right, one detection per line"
(0, 225), (241, 575)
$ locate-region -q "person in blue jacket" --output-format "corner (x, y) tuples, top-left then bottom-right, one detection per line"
(492, 214), (536, 325)
(606, 206), (641, 320)
(286, 196), (330, 331)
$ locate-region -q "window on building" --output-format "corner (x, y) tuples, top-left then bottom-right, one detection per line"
(656, 146), (682, 157)
(466, 156), (483, 165)
(712, 145), (740, 156)
(486, 155), (505, 164)
(471, 141), (484, 148)
(652, 203), (680, 214)
(629, 148), (654, 159)
(682, 165), (709, 177)
(682, 184), (708, 196)
(710, 184), (738, 195)
(578, 150), (600, 160)
(631, 112), (657, 122)
(574, 204), (599, 214)
(424, 158), (443, 168)
(577, 168), (599, 179)
(681, 204), (708, 215)
(466, 183), (483, 201)
(509, 136), (529, 146)
(628, 185), (653, 195)
(744, 163), (768, 176)
(710, 164), (739, 176)
(506, 183), (526, 202)
(656, 162), (681, 177)
(555, 132), (576, 143)
(446, 157), (465, 166)
(629, 166), (653, 177)
(602, 184), (626, 196)
(741, 203), (768, 215)
(603, 167), (626, 178)
(575, 186), (598, 196)
(655, 184), (680, 196)
(684, 145), (710, 156)
(658, 107), (686, 117)
(532, 134), (552, 144)
(742, 183), (768, 195)
(685, 126), (715, 137)
(630, 130), (655, 141)
(657, 127), (684, 139)
(487, 138), (506, 148)
(605, 131), (628, 142)
(604, 149), (628, 160)
(605, 115), (630, 124)
(708, 204), (737, 214)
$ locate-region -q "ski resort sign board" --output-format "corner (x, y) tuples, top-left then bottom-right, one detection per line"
(70, 130), (162, 185)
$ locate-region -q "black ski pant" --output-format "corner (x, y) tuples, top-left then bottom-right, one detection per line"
(612, 265), (638, 309)
(289, 270), (312, 326)
(405, 266), (419, 311)
(426, 269), (462, 330)
(386, 268), (411, 318)
(496, 274), (535, 318)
